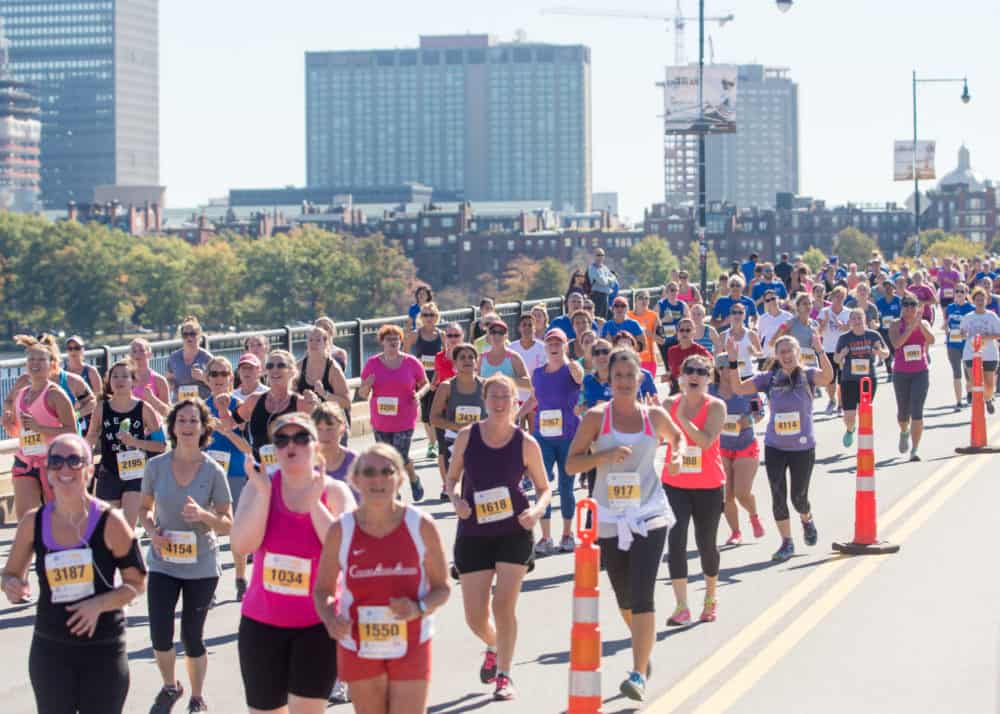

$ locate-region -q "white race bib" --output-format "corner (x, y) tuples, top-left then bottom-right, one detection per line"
(376, 396), (399, 417)
(607, 472), (641, 511)
(116, 450), (146, 481)
(680, 446), (702, 474)
(455, 405), (482, 426)
(850, 358), (870, 376)
(259, 444), (278, 476)
(774, 411), (801, 436)
(943, 288), (955, 299)
(262, 552), (311, 596)
(161, 530), (197, 564)
(800, 348), (818, 367)
(539, 409), (563, 438)
(662, 324), (677, 338)
(206, 449), (231, 473)
(177, 384), (200, 402)
(949, 328), (964, 343)
(420, 354), (436, 370)
(474, 486), (514, 524)
(44, 548), (94, 604)
(903, 344), (923, 362)
(722, 414), (741, 435)
(19, 429), (45, 456)
(358, 606), (408, 660)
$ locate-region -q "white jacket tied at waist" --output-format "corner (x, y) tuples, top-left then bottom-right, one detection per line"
(597, 501), (675, 551)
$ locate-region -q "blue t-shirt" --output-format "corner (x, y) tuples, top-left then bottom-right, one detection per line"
(740, 260), (757, 284)
(711, 295), (757, 324)
(974, 271), (997, 285)
(549, 315), (599, 341)
(581, 371), (657, 407)
(207, 395), (246, 478)
(946, 302), (975, 349)
(657, 299), (685, 323)
(601, 318), (644, 342)
(408, 303), (421, 329)
(875, 296), (901, 328)
(751, 281), (788, 303)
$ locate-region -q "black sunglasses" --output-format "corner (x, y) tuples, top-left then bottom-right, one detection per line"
(182, 331), (198, 338)
(731, 311), (745, 316)
(592, 348), (611, 356)
(272, 431), (314, 449)
(445, 332), (462, 338)
(47, 454), (88, 470)
(683, 366), (710, 376)
(265, 362), (290, 370)
(764, 297), (776, 303)
(208, 370), (231, 378)
(360, 466), (397, 478)
(66, 344), (83, 351)
(489, 328), (507, 336)
(421, 312), (436, 318)
(902, 301), (918, 307)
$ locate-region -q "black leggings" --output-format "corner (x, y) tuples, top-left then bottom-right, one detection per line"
(764, 445), (815, 522)
(598, 526), (667, 614)
(29, 635), (129, 714)
(879, 329), (895, 375)
(663, 485), (723, 580)
(147, 571), (218, 657)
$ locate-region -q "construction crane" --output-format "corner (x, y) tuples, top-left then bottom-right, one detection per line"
(540, 0), (733, 66)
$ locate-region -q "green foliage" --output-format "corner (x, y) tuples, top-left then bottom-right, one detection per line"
(680, 241), (722, 284)
(833, 227), (878, 267)
(901, 229), (951, 257)
(624, 236), (679, 289)
(924, 234), (982, 262)
(526, 258), (569, 300)
(801, 247), (826, 274)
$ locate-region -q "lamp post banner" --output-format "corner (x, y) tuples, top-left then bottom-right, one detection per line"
(662, 64), (737, 134)
(894, 140), (936, 181)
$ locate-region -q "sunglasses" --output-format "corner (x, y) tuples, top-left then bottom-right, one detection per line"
(764, 297), (776, 303)
(182, 331), (198, 338)
(902, 301), (918, 307)
(446, 332), (462, 338)
(592, 348), (611, 356)
(47, 454), (88, 470)
(731, 311), (745, 316)
(678, 327), (693, 333)
(265, 362), (290, 370)
(208, 370), (231, 378)
(272, 431), (314, 449)
(421, 312), (436, 318)
(683, 366), (710, 376)
(66, 344), (83, 351)
(489, 328), (507, 336)
(360, 465), (397, 478)
(613, 304), (627, 309)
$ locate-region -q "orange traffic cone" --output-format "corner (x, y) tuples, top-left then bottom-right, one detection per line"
(568, 498), (602, 714)
(956, 335), (1000, 454)
(833, 377), (900, 555)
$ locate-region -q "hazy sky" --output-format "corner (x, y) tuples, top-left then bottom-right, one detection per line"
(161, 0), (994, 220)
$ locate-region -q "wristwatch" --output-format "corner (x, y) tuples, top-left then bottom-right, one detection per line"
(417, 599), (427, 615)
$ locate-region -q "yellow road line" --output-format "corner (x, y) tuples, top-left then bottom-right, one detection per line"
(644, 421), (1000, 714)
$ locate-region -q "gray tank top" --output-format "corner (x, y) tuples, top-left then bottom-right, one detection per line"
(785, 317), (818, 350)
(445, 376), (485, 438)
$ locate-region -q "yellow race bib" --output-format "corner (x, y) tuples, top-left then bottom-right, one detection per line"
(45, 548), (94, 603)
(774, 411), (801, 436)
(358, 606), (408, 660)
(607, 472), (640, 511)
(262, 552), (311, 596)
(376, 397), (399, 417)
(19, 430), (45, 456)
(850, 358), (869, 376)
(455, 405), (482, 426)
(539, 409), (563, 438)
(177, 384), (200, 402)
(722, 415), (741, 435)
(259, 444), (279, 476)
(680, 446), (702, 474)
(474, 486), (514, 524)
(116, 450), (146, 481)
(161, 531), (197, 565)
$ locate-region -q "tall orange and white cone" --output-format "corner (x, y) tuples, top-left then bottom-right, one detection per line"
(956, 335), (1000, 453)
(833, 377), (900, 555)
(568, 498), (602, 714)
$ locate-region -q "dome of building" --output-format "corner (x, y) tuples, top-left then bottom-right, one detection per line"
(938, 145), (985, 191)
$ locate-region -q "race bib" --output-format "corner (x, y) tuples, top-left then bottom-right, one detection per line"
(738, 360), (749, 375)
(455, 405), (482, 426)
(116, 450), (146, 481)
(206, 449), (231, 473)
(376, 397), (399, 417)
(177, 384), (200, 402)
(774, 411), (801, 436)
(420, 354), (436, 370)
(903, 345), (923, 362)
(680, 446), (702, 474)
(949, 328), (964, 343)
(358, 606), (408, 660)
(259, 444), (278, 476)
(662, 324), (677, 338)
(883, 317), (897, 328)
(850, 358), (870, 376)
(262, 552), (311, 596)
(607, 471), (640, 511)
(943, 288), (955, 299)
(474, 486), (514, 524)
(19, 430), (45, 456)
(800, 349), (818, 367)
(722, 414), (741, 435)
(44, 548), (94, 604)
(539, 409), (563, 438)
(161, 530), (197, 564)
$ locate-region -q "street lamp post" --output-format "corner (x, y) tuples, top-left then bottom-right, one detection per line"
(697, 0), (707, 295)
(911, 70), (970, 256)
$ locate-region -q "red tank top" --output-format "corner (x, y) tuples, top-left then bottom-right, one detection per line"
(662, 396), (725, 489)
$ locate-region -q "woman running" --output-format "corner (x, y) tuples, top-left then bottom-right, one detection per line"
(408, 285), (434, 331)
(447, 374), (551, 700)
(945, 284), (974, 409)
(725, 305), (763, 380)
(676, 270), (702, 305)
(890, 294), (935, 461)
(834, 309), (889, 446)
(665, 318), (712, 394)
(232, 413), (355, 714)
(531, 303), (550, 341)
(297, 327), (351, 414)
(86, 359), (166, 527)
(657, 282), (689, 371)
(357, 325), (429, 502)
(629, 291), (662, 376)
(313, 402), (357, 490)
(314, 317), (350, 374)
(430, 343), (485, 474)
(63, 335), (102, 432)
(314, 444), (450, 714)
(4, 335), (95, 429)
(773, 293), (821, 369)
(960, 287), (1000, 411)
(2, 434), (146, 714)
(818, 286), (851, 414)
(567, 349), (680, 702)
(710, 356), (765, 546)
(166, 316), (213, 402)
(570, 329), (598, 372)
(689, 303), (720, 354)
(129, 338), (171, 416)
(661, 353), (726, 627)
(479, 319), (531, 387)
(234, 335), (270, 391)
(727, 334), (834, 561)
(234, 353), (268, 402)
(139, 399), (232, 714)
(405, 302), (444, 462)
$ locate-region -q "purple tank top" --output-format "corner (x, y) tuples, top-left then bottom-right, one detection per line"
(458, 424), (531, 537)
(42, 499), (102, 550)
(325, 448), (357, 483)
(531, 363), (581, 441)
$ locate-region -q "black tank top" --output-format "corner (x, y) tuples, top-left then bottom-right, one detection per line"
(249, 392), (299, 458)
(98, 400), (146, 476)
(33, 504), (125, 644)
(413, 330), (443, 377)
(296, 355), (336, 395)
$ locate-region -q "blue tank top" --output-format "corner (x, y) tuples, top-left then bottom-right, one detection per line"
(709, 384), (755, 451)
(695, 329), (715, 354)
(480, 351), (516, 378)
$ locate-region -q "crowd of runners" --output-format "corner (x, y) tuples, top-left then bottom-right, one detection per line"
(1, 248), (998, 713)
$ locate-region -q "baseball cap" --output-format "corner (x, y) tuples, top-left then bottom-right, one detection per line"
(237, 353), (261, 368)
(268, 412), (318, 441)
(612, 296), (629, 307)
(544, 328), (569, 343)
(65, 335), (85, 348)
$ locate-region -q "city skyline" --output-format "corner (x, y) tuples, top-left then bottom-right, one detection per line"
(159, 0), (994, 222)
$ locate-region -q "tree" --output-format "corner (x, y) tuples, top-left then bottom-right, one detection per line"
(801, 247), (826, 274)
(902, 229), (950, 257)
(526, 258), (569, 300)
(624, 236), (679, 289)
(680, 242), (722, 285)
(833, 227), (877, 266)
(925, 235), (982, 262)
(495, 256), (540, 302)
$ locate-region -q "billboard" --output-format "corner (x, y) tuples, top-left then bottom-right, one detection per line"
(894, 140), (936, 181)
(662, 65), (737, 135)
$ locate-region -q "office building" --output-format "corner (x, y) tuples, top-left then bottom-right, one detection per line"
(0, 18), (39, 212)
(592, 191), (619, 216)
(703, 65), (799, 209)
(0, 0), (158, 208)
(306, 33), (591, 212)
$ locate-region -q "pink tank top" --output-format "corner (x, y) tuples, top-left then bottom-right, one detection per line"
(662, 396), (725, 489)
(16, 383), (61, 462)
(242, 471), (329, 628)
(131, 368), (161, 399)
(677, 286), (696, 303)
(892, 320), (929, 373)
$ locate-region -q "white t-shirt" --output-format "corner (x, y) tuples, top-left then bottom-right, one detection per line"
(509, 339), (546, 401)
(758, 309), (793, 358)
(960, 311), (1000, 361)
(819, 306), (851, 353)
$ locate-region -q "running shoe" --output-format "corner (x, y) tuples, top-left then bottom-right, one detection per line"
(329, 679), (351, 704)
(559, 534), (576, 553)
(534, 537), (556, 556)
(699, 598), (718, 623)
(955, 401), (963, 412)
(426, 443), (437, 459)
(724, 530), (742, 546)
(439, 490), (449, 502)
(493, 673), (516, 701)
(150, 682), (184, 714)
(235, 577), (247, 603)
(410, 477), (425, 503)
(898, 430), (910, 454)
(802, 519), (818, 546)
(187, 697), (208, 713)
(450, 563), (461, 581)
(842, 430), (854, 447)
(772, 539), (795, 562)
(825, 400), (836, 415)
(910, 449), (921, 462)
(750, 514), (765, 539)
(619, 671), (646, 702)
(988, 399), (996, 415)
(666, 606), (692, 626)
(480, 649), (498, 684)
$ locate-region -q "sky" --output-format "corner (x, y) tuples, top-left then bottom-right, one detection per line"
(161, 0), (996, 222)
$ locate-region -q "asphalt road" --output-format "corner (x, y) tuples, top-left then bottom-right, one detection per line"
(1, 342), (997, 714)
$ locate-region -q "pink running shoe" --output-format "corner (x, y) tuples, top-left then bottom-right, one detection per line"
(667, 606), (692, 626)
(699, 599), (718, 623)
(750, 514), (765, 539)
(724, 530), (742, 546)
(480, 650), (498, 684)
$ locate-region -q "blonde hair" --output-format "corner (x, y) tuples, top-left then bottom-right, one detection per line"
(15, 333), (60, 376)
(266, 349), (298, 381)
(349, 444), (407, 496)
(179, 315), (202, 335)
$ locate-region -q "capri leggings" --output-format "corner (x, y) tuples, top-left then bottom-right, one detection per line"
(879, 329), (895, 375)
(538, 436), (575, 520)
(663, 485), (723, 580)
(29, 635), (129, 714)
(946, 347), (965, 380)
(892, 370), (929, 422)
(598, 526), (667, 614)
(147, 572), (218, 657)
(764, 445), (814, 522)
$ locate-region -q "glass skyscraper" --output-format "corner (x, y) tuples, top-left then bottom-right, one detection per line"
(0, 0), (158, 208)
(306, 35), (591, 212)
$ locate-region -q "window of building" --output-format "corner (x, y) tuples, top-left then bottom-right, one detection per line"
(463, 240), (471, 251)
